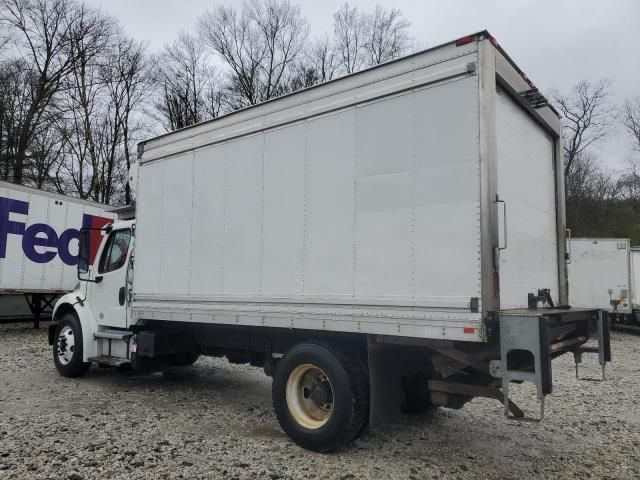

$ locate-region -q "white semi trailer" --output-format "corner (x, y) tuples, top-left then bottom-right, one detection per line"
(622, 246), (640, 327)
(0, 181), (112, 327)
(48, 31), (610, 452)
(568, 238), (632, 328)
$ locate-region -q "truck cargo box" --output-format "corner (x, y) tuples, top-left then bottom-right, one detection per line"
(132, 32), (567, 341)
(51, 32), (611, 450)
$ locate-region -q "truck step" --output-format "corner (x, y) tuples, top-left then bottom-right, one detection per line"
(94, 329), (131, 341)
(88, 355), (131, 367)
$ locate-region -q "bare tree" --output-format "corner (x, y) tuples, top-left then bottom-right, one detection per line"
(364, 5), (411, 66)
(623, 98), (640, 153)
(333, 2), (366, 75)
(0, 59), (31, 181)
(107, 37), (149, 203)
(154, 32), (220, 131)
(309, 36), (340, 83)
(549, 79), (617, 178)
(289, 36), (340, 90)
(54, 5), (115, 201)
(0, 0), (104, 184)
(199, 0), (308, 109)
(54, 14), (150, 206)
(565, 151), (623, 237)
(22, 116), (65, 189)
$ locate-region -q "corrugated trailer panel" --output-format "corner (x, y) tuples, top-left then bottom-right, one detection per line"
(134, 75), (482, 309)
(0, 182), (112, 293)
(568, 238), (631, 313)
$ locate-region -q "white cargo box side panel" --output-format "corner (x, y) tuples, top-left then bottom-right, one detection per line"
(134, 75), (481, 309)
(568, 238), (631, 313)
(496, 86), (559, 309)
(305, 110), (356, 295)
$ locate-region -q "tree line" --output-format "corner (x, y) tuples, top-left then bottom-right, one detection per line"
(0, 0), (413, 205)
(551, 82), (640, 243)
(1, 0), (639, 246)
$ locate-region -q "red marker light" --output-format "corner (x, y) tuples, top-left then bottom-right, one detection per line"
(456, 35), (475, 47)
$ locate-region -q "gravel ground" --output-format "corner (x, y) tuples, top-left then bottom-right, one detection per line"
(0, 321), (639, 479)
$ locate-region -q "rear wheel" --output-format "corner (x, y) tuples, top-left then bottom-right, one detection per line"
(272, 343), (368, 452)
(53, 313), (91, 378)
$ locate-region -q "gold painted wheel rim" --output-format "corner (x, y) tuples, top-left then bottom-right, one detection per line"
(286, 364), (334, 429)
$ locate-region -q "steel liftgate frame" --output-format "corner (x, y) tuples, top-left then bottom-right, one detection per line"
(492, 309), (611, 422)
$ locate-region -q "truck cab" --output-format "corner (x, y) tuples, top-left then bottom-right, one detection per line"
(50, 219), (135, 375)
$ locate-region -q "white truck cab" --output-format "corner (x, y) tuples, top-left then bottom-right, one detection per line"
(50, 219), (135, 374)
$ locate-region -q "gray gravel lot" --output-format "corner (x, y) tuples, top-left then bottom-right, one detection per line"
(1, 321), (639, 479)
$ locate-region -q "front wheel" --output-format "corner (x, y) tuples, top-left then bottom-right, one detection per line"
(272, 343), (368, 452)
(53, 313), (91, 378)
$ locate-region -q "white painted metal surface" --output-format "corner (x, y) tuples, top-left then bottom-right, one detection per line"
(496, 86), (560, 309)
(568, 238), (631, 313)
(631, 248), (640, 310)
(131, 34), (564, 342)
(0, 181), (112, 293)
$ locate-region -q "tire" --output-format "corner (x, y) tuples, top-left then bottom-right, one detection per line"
(272, 342), (368, 453)
(53, 313), (91, 378)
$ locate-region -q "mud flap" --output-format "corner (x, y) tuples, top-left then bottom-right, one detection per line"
(366, 338), (404, 432)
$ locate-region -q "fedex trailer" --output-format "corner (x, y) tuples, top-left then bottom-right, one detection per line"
(48, 31), (610, 452)
(0, 181), (112, 327)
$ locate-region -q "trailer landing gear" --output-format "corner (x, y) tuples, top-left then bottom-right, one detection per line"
(25, 293), (57, 329)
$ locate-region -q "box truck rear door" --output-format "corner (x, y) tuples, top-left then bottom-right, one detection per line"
(496, 86), (559, 309)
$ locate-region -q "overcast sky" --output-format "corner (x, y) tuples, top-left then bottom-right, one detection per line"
(92, 0), (640, 169)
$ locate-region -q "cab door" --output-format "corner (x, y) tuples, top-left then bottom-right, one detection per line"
(90, 228), (133, 328)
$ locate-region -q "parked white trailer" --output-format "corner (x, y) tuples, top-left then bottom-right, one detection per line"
(622, 247), (640, 327)
(0, 181), (113, 326)
(49, 31), (610, 452)
(632, 248), (640, 310)
(568, 238), (632, 319)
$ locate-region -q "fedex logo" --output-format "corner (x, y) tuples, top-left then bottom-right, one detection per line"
(0, 196), (112, 266)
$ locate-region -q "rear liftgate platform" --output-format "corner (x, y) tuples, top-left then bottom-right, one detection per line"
(492, 308), (611, 422)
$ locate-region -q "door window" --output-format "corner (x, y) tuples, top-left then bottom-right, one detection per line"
(98, 230), (132, 274)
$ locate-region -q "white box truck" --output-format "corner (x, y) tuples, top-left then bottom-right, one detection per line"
(568, 238), (632, 328)
(0, 181), (113, 327)
(47, 31), (610, 452)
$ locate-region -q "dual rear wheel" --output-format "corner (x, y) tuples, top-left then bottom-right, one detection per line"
(272, 343), (369, 452)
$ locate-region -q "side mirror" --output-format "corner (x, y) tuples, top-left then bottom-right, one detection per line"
(77, 229), (91, 279)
